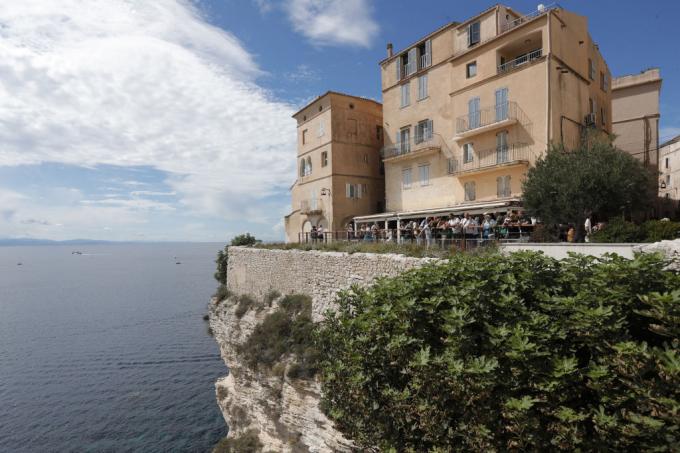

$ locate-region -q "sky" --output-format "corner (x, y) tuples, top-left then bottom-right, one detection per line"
(0, 0), (679, 242)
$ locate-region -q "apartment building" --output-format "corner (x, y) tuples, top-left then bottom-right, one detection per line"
(356, 4), (611, 226)
(284, 92), (384, 242)
(612, 68), (662, 171)
(659, 135), (680, 217)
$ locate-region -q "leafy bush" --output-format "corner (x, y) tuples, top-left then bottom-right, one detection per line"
(213, 429), (262, 453)
(238, 294), (320, 380)
(317, 251), (680, 452)
(264, 289), (281, 307)
(214, 247), (229, 285)
(591, 217), (644, 243)
(234, 294), (257, 319)
(231, 233), (259, 246)
(214, 284), (232, 302)
(642, 220), (680, 242)
(529, 223), (560, 243)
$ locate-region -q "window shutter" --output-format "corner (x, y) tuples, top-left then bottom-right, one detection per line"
(427, 119), (433, 139)
(396, 57), (402, 80)
(496, 177), (502, 197)
(357, 184), (362, 198)
(346, 183), (351, 198)
(407, 48), (417, 75)
(425, 39), (432, 67)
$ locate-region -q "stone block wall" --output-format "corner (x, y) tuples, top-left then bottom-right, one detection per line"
(226, 246), (434, 320)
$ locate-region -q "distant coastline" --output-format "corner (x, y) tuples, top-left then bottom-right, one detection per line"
(0, 238), (222, 246)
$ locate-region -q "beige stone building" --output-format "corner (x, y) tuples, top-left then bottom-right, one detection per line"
(356, 4), (612, 226)
(659, 135), (680, 216)
(612, 68), (662, 171)
(284, 92), (384, 242)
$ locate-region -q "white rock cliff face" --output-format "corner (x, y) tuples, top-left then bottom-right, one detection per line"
(210, 247), (432, 452)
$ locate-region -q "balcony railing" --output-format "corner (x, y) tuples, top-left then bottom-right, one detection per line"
(456, 101), (526, 135)
(501, 3), (558, 33)
(381, 132), (448, 160)
(448, 143), (531, 175)
(498, 49), (543, 73)
(300, 198), (323, 215)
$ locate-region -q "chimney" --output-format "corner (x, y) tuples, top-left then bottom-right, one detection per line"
(386, 43), (393, 58)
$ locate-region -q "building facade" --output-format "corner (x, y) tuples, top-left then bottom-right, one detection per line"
(284, 92), (384, 242)
(357, 4), (611, 225)
(659, 135), (680, 217)
(612, 68), (662, 171)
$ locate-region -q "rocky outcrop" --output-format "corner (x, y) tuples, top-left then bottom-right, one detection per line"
(210, 297), (352, 452)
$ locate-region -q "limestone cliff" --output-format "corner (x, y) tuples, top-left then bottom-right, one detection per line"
(209, 296), (353, 452)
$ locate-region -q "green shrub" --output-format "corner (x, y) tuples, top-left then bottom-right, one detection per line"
(642, 220), (680, 242)
(235, 294), (257, 318)
(214, 284), (232, 302)
(529, 223), (560, 242)
(591, 216), (644, 243)
(318, 251), (680, 452)
(264, 289), (281, 307)
(213, 429), (262, 453)
(231, 233), (259, 246)
(238, 294), (319, 379)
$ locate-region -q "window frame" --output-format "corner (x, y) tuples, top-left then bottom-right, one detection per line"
(463, 143), (474, 163)
(418, 163), (430, 187)
(321, 150), (328, 167)
(468, 21), (481, 47)
(417, 74), (428, 101)
(400, 83), (410, 108)
(464, 181), (476, 201)
(402, 167), (412, 189)
(466, 61), (477, 78)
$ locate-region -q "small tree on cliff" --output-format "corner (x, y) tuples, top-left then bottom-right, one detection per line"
(522, 141), (656, 241)
(214, 233), (260, 285)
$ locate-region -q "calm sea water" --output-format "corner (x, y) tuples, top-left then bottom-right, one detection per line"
(0, 243), (229, 453)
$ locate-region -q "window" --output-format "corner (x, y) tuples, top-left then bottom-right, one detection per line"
(417, 74), (428, 100)
(468, 21), (480, 47)
(464, 181), (476, 201)
(463, 143), (474, 163)
(588, 58), (596, 80)
(402, 168), (412, 189)
(317, 121), (325, 137)
(418, 39), (432, 70)
(415, 119), (433, 143)
(305, 157), (312, 176)
(300, 157), (312, 177)
(667, 174), (672, 187)
(603, 72), (610, 92)
(400, 83), (410, 107)
(376, 125), (383, 141)
(666, 157), (670, 169)
(349, 103), (355, 109)
(398, 127), (411, 154)
(468, 97), (481, 129)
(346, 183), (361, 199)
(419, 164), (430, 186)
(319, 105), (323, 112)
(406, 47), (417, 76)
(495, 88), (509, 121)
(321, 151), (328, 167)
(302, 129), (308, 144)
(447, 158), (457, 174)
(601, 107), (606, 126)
(362, 183), (368, 195)
(466, 61), (477, 78)
(497, 175), (511, 198)
(496, 131), (508, 163)
(299, 159), (305, 177)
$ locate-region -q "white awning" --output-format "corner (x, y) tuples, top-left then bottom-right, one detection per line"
(353, 199), (522, 223)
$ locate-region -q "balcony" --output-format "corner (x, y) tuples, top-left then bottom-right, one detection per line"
(448, 143), (531, 176)
(381, 132), (448, 161)
(498, 49), (543, 74)
(455, 101), (527, 140)
(300, 198), (323, 215)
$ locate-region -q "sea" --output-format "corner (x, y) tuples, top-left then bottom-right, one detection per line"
(0, 243), (229, 453)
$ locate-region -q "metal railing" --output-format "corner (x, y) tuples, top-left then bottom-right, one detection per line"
(456, 101), (526, 135)
(448, 143), (531, 175)
(498, 49), (543, 73)
(381, 132), (449, 160)
(501, 4), (558, 33)
(300, 198), (323, 215)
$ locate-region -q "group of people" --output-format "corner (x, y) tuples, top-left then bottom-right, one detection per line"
(345, 211), (537, 247)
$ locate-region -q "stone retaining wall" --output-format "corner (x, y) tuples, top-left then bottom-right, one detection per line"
(226, 246), (434, 320)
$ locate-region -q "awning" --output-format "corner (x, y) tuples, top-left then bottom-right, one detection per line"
(353, 199), (522, 223)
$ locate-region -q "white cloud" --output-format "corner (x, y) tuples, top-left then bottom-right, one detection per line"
(285, 63), (320, 83)
(0, 0), (297, 238)
(262, 0), (379, 48)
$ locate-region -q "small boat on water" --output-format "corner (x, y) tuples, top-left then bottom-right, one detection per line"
(17, 262), (22, 266)
(175, 261), (181, 265)
(72, 251), (83, 255)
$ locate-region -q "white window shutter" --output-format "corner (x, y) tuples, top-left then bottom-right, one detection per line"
(346, 183), (351, 198)
(357, 184), (362, 198)
(407, 48), (417, 75)
(425, 39), (432, 67)
(396, 57), (402, 80)
(427, 119), (433, 139)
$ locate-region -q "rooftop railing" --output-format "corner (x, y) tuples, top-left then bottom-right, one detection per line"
(501, 3), (559, 33)
(498, 49), (543, 73)
(448, 143), (531, 175)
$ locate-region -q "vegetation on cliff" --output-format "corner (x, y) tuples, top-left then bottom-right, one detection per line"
(317, 251), (680, 451)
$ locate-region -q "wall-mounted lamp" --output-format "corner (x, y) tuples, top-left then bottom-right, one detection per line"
(660, 181), (667, 189)
(321, 188), (332, 196)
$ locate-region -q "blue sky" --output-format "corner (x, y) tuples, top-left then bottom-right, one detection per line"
(0, 0), (678, 242)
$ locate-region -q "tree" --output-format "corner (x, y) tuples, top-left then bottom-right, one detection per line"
(522, 141), (656, 241)
(230, 233), (259, 246)
(214, 233), (260, 285)
(317, 252), (680, 452)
